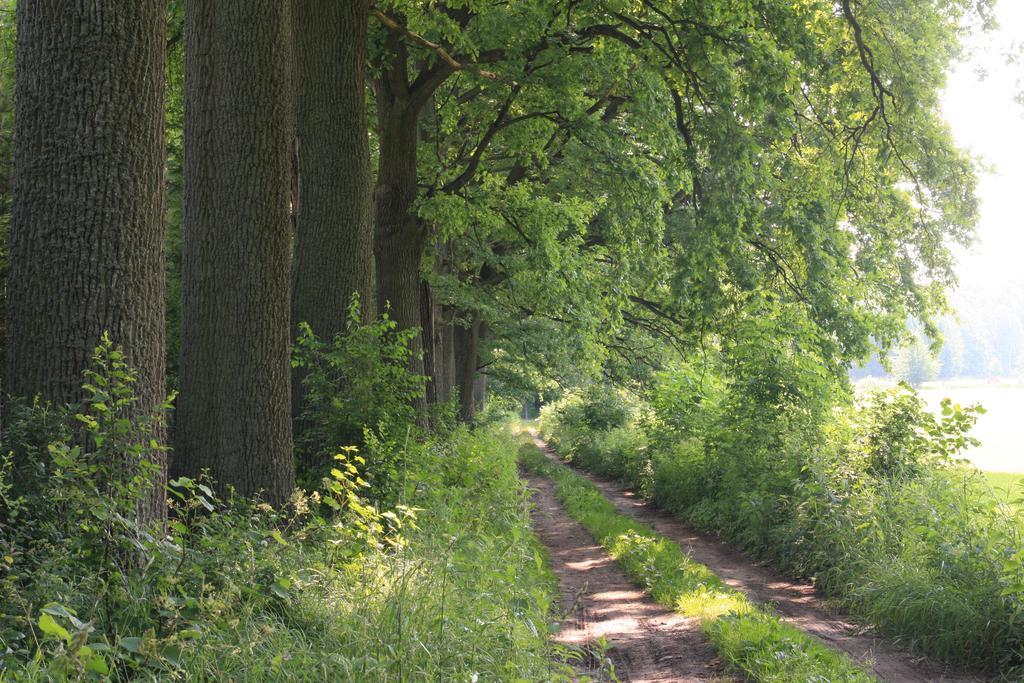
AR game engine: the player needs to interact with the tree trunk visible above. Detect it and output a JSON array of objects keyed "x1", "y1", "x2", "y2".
[
  {"x1": 474, "y1": 371, "x2": 488, "y2": 412},
  {"x1": 7, "y1": 0, "x2": 167, "y2": 523},
  {"x1": 455, "y1": 315, "x2": 481, "y2": 422},
  {"x1": 421, "y1": 279, "x2": 439, "y2": 406},
  {"x1": 474, "y1": 322, "x2": 489, "y2": 413},
  {"x1": 290, "y1": 0, "x2": 374, "y2": 435},
  {"x1": 290, "y1": 0, "x2": 373, "y2": 336},
  {"x1": 373, "y1": 98, "x2": 425, "y2": 379},
  {"x1": 176, "y1": 0, "x2": 295, "y2": 506},
  {"x1": 372, "y1": 35, "x2": 440, "y2": 418},
  {"x1": 423, "y1": 241, "x2": 457, "y2": 407}
]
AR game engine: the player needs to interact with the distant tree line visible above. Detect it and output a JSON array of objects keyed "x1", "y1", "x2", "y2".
[{"x1": 852, "y1": 277, "x2": 1024, "y2": 384}]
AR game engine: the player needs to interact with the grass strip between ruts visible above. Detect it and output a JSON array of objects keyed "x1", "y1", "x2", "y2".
[{"x1": 518, "y1": 438, "x2": 876, "y2": 682}]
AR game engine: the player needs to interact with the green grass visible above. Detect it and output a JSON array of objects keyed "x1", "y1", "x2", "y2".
[
  {"x1": 177, "y1": 427, "x2": 570, "y2": 681},
  {"x1": 3, "y1": 425, "x2": 572, "y2": 681},
  {"x1": 517, "y1": 437, "x2": 875, "y2": 682},
  {"x1": 983, "y1": 471, "x2": 1024, "y2": 499}
]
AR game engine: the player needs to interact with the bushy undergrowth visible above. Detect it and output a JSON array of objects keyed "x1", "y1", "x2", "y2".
[
  {"x1": 0, "y1": 342, "x2": 563, "y2": 680},
  {"x1": 518, "y1": 438, "x2": 872, "y2": 682},
  {"x1": 540, "y1": 373, "x2": 1024, "y2": 673},
  {"x1": 292, "y1": 297, "x2": 430, "y2": 500}
]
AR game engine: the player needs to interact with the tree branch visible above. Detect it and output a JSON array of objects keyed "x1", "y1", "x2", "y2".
[{"x1": 371, "y1": 9, "x2": 509, "y2": 83}]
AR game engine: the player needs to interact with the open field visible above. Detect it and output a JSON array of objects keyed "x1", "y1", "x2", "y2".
[
  {"x1": 917, "y1": 383, "x2": 1024, "y2": 473},
  {"x1": 855, "y1": 380, "x2": 1024, "y2": 474},
  {"x1": 982, "y1": 471, "x2": 1024, "y2": 503}
]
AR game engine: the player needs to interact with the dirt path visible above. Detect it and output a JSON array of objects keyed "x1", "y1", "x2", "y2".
[
  {"x1": 529, "y1": 433, "x2": 984, "y2": 683},
  {"x1": 522, "y1": 467, "x2": 735, "y2": 682}
]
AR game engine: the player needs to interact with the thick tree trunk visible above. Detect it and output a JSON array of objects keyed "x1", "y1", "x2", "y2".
[
  {"x1": 423, "y1": 241, "x2": 457, "y2": 407},
  {"x1": 372, "y1": 36, "x2": 443, "y2": 418},
  {"x1": 372, "y1": 96, "x2": 424, "y2": 381},
  {"x1": 7, "y1": 0, "x2": 167, "y2": 523},
  {"x1": 455, "y1": 315, "x2": 481, "y2": 422},
  {"x1": 474, "y1": 371, "x2": 488, "y2": 412},
  {"x1": 290, "y1": 0, "x2": 374, "y2": 436},
  {"x1": 291, "y1": 0, "x2": 373, "y2": 336},
  {"x1": 176, "y1": 0, "x2": 295, "y2": 506},
  {"x1": 474, "y1": 322, "x2": 489, "y2": 412}
]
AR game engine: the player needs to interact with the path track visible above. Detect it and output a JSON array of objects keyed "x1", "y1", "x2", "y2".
[
  {"x1": 529, "y1": 432, "x2": 984, "y2": 683},
  {"x1": 523, "y1": 467, "x2": 735, "y2": 682}
]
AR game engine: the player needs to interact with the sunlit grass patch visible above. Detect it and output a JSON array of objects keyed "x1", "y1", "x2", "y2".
[
  {"x1": 705, "y1": 612, "x2": 865, "y2": 683},
  {"x1": 982, "y1": 471, "x2": 1024, "y2": 504},
  {"x1": 172, "y1": 427, "x2": 574, "y2": 680},
  {"x1": 676, "y1": 586, "x2": 750, "y2": 620},
  {"x1": 518, "y1": 437, "x2": 874, "y2": 682}
]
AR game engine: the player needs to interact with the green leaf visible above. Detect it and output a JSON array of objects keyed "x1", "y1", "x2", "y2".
[
  {"x1": 37, "y1": 613, "x2": 70, "y2": 643},
  {"x1": 84, "y1": 654, "x2": 109, "y2": 675},
  {"x1": 161, "y1": 643, "x2": 183, "y2": 667},
  {"x1": 41, "y1": 603, "x2": 77, "y2": 619},
  {"x1": 119, "y1": 636, "x2": 143, "y2": 653}
]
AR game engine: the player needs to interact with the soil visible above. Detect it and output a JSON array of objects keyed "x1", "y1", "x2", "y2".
[
  {"x1": 529, "y1": 431, "x2": 986, "y2": 683},
  {"x1": 522, "y1": 466, "x2": 736, "y2": 682}
]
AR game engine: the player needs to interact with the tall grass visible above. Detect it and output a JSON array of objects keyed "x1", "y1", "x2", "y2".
[
  {"x1": 180, "y1": 427, "x2": 565, "y2": 681},
  {"x1": 2, "y1": 421, "x2": 568, "y2": 681}
]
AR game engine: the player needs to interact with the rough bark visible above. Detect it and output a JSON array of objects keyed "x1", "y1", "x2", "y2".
[
  {"x1": 474, "y1": 370, "x2": 488, "y2": 412},
  {"x1": 474, "y1": 321, "x2": 489, "y2": 412},
  {"x1": 291, "y1": 0, "x2": 373, "y2": 336},
  {"x1": 372, "y1": 88, "x2": 425, "y2": 381},
  {"x1": 176, "y1": 0, "x2": 295, "y2": 506},
  {"x1": 423, "y1": 240, "x2": 457, "y2": 407},
  {"x1": 372, "y1": 33, "x2": 451, "y2": 417},
  {"x1": 7, "y1": 0, "x2": 167, "y2": 522},
  {"x1": 290, "y1": 0, "x2": 374, "y2": 434},
  {"x1": 421, "y1": 280, "x2": 439, "y2": 406}
]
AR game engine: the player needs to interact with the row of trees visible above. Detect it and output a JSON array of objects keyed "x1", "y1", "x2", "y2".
[
  {"x1": 2, "y1": 1, "x2": 987, "y2": 522},
  {"x1": 851, "y1": 278, "x2": 1024, "y2": 385}
]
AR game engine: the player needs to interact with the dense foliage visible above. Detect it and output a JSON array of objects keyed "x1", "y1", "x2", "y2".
[
  {"x1": 0, "y1": 347, "x2": 562, "y2": 680},
  {"x1": 540, "y1": 372, "x2": 1024, "y2": 672},
  {"x1": 292, "y1": 297, "x2": 429, "y2": 497},
  {"x1": 398, "y1": 0, "x2": 990, "y2": 393}
]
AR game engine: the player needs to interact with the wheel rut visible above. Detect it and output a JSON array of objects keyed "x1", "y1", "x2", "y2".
[
  {"x1": 529, "y1": 432, "x2": 986, "y2": 683},
  {"x1": 522, "y1": 466, "x2": 735, "y2": 682}
]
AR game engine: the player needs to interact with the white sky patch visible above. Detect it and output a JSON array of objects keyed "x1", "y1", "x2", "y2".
[{"x1": 942, "y1": 0, "x2": 1024, "y2": 288}]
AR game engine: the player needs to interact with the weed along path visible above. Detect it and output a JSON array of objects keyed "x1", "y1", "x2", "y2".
[
  {"x1": 522, "y1": 466, "x2": 734, "y2": 682},
  {"x1": 527, "y1": 432, "x2": 982, "y2": 683}
]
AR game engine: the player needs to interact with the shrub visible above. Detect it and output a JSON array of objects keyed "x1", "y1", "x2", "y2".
[
  {"x1": 0, "y1": 341, "x2": 565, "y2": 680},
  {"x1": 647, "y1": 438, "x2": 707, "y2": 513},
  {"x1": 292, "y1": 295, "x2": 427, "y2": 498}
]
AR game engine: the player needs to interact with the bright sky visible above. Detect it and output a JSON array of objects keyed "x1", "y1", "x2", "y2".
[{"x1": 942, "y1": 0, "x2": 1024, "y2": 287}]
